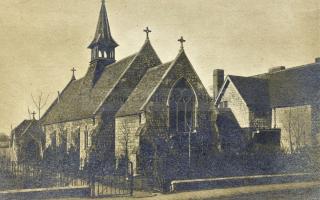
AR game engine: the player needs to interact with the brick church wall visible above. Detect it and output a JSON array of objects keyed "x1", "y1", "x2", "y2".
[{"x1": 44, "y1": 117, "x2": 98, "y2": 167}]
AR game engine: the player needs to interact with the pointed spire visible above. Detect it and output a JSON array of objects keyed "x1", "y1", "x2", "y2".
[{"x1": 88, "y1": 0, "x2": 118, "y2": 49}]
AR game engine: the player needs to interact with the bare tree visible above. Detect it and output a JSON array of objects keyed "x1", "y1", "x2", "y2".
[
  {"x1": 118, "y1": 119, "x2": 131, "y2": 175},
  {"x1": 280, "y1": 107, "x2": 309, "y2": 153},
  {"x1": 27, "y1": 106, "x2": 32, "y2": 120},
  {"x1": 31, "y1": 92, "x2": 50, "y2": 120}
]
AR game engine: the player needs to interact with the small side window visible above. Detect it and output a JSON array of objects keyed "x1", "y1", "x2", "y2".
[
  {"x1": 219, "y1": 101, "x2": 228, "y2": 108},
  {"x1": 223, "y1": 101, "x2": 228, "y2": 108}
]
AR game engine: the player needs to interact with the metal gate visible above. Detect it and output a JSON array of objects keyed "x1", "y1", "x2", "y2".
[{"x1": 90, "y1": 162, "x2": 134, "y2": 197}]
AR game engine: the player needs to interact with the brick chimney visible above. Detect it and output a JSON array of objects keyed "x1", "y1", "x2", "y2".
[{"x1": 213, "y1": 69, "x2": 224, "y2": 100}]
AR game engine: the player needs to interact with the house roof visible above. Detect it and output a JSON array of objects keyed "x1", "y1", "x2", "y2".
[
  {"x1": 253, "y1": 62, "x2": 320, "y2": 107},
  {"x1": 216, "y1": 62, "x2": 320, "y2": 109},
  {"x1": 116, "y1": 61, "x2": 173, "y2": 117},
  {"x1": 228, "y1": 75, "x2": 269, "y2": 107}
]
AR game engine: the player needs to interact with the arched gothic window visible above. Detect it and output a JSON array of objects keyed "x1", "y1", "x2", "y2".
[{"x1": 169, "y1": 78, "x2": 196, "y2": 132}]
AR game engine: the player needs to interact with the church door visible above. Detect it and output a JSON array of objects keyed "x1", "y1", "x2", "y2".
[{"x1": 23, "y1": 140, "x2": 40, "y2": 163}]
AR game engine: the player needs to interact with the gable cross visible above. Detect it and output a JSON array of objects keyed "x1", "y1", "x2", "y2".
[
  {"x1": 143, "y1": 27, "x2": 152, "y2": 39},
  {"x1": 178, "y1": 36, "x2": 186, "y2": 49},
  {"x1": 31, "y1": 111, "x2": 36, "y2": 120},
  {"x1": 71, "y1": 67, "x2": 76, "y2": 80}
]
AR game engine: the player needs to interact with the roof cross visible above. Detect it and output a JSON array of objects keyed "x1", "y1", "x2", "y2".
[
  {"x1": 31, "y1": 111, "x2": 36, "y2": 120},
  {"x1": 71, "y1": 67, "x2": 76, "y2": 80},
  {"x1": 178, "y1": 36, "x2": 186, "y2": 49},
  {"x1": 143, "y1": 27, "x2": 152, "y2": 40}
]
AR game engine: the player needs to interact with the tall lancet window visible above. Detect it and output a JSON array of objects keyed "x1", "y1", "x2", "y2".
[{"x1": 169, "y1": 78, "x2": 196, "y2": 132}]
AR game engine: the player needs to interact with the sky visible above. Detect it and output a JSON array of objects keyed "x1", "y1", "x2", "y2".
[{"x1": 0, "y1": 0, "x2": 319, "y2": 135}]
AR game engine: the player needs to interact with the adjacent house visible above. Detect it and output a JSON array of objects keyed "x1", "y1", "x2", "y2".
[{"x1": 214, "y1": 59, "x2": 320, "y2": 153}]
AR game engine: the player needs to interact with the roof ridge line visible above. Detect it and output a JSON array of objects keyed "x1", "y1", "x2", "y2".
[
  {"x1": 147, "y1": 61, "x2": 173, "y2": 71},
  {"x1": 253, "y1": 62, "x2": 320, "y2": 77}
]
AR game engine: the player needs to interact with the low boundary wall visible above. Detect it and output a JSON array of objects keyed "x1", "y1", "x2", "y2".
[
  {"x1": 0, "y1": 186, "x2": 90, "y2": 199},
  {"x1": 170, "y1": 173, "x2": 319, "y2": 192}
]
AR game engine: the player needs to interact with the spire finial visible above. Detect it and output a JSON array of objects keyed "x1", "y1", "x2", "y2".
[
  {"x1": 178, "y1": 36, "x2": 186, "y2": 49},
  {"x1": 102, "y1": 0, "x2": 105, "y2": 5},
  {"x1": 143, "y1": 27, "x2": 152, "y2": 40},
  {"x1": 31, "y1": 111, "x2": 36, "y2": 120},
  {"x1": 71, "y1": 67, "x2": 76, "y2": 80}
]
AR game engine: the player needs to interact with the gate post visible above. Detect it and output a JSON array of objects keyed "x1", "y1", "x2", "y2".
[
  {"x1": 90, "y1": 173, "x2": 96, "y2": 198},
  {"x1": 128, "y1": 161, "x2": 134, "y2": 196}
]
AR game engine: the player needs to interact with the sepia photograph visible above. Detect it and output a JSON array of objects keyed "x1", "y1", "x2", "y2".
[{"x1": 0, "y1": 0, "x2": 319, "y2": 199}]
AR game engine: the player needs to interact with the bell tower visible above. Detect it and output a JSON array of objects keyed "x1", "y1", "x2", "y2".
[{"x1": 88, "y1": 0, "x2": 118, "y2": 66}]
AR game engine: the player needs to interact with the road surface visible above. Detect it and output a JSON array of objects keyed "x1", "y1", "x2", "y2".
[{"x1": 45, "y1": 181, "x2": 320, "y2": 200}]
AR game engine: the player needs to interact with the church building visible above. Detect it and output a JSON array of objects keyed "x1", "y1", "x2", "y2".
[{"x1": 41, "y1": 1, "x2": 215, "y2": 174}]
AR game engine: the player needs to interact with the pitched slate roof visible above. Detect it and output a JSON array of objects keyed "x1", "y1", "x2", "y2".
[
  {"x1": 12, "y1": 120, "x2": 33, "y2": 138},
  {"x1": 116, "y1": 61, "x2": 173, "y2": 117},
  {"x1": 228, "y1": 75, "x2": 269, "y2": 107},
  {"x1": 253, "y1": 62, "x2": 320, "y2": 107},
  {"x1": 42, "y1": 54, "x2": 136, "y2": 124},
  {"x1": 11, "y1": 120, "x2": 44, "y2": 147},
  {"x1": 42, "y1": 40, "x2": 162, "y2": 124}
]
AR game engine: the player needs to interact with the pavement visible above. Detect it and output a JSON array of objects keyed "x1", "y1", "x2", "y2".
[
  {"x1": 47, "y1": 181, "x2": 320, "y2": 200},
  {"x1": 0, "y1": 173, "x2": 16, "y2": 190}
]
